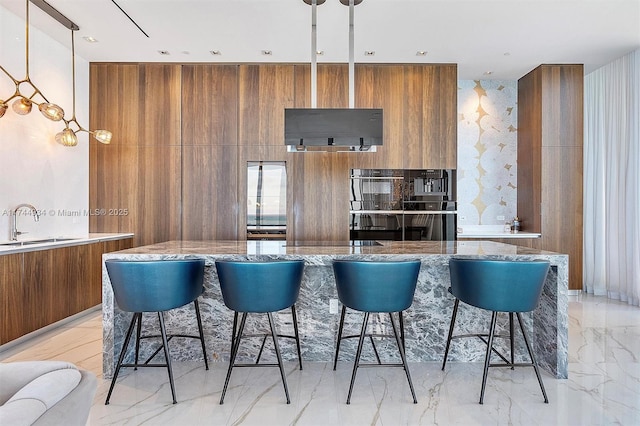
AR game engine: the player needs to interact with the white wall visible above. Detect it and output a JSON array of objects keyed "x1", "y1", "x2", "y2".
[
  {"x1": 457, "y1": 80, "x2": 518, "y2": 226},
  {"x1": 0, "y1": 5, "x2": 89, "y2": 241}
]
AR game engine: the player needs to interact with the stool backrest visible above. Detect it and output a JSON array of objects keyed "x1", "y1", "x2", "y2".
[
  {"x1": 448, "y1": 258, "x2": 550, "y2": 313},
  {"x1": 105, "y1": 259, "x2": 205, "y2": 313},
  {"x1": 332, "y1": 260, "x2": 421, "y2": 312},
  {"x1": 214, "y1": 260, "x2": 304, "y2": 313}
]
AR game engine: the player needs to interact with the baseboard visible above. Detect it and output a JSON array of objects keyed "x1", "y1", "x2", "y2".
[{"x1": 0, "y1": 305, "x2": 101, "y2": 358}]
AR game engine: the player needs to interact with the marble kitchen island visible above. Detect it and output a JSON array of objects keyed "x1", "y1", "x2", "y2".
[{"x1": 102, "y1": 240, "x2": 569, "y2": 379}]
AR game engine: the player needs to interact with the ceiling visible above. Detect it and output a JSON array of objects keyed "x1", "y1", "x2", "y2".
[{"x1": 1, "y1": 0, "x2": 639, "y2": 80}]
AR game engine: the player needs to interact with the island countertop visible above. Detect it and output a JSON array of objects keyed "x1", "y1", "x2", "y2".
[
  {"x1": 102, "y1": 240, "x2": 568, "y2": 379},
  {"x1": 110, "y1": 239, "x2": 557, "y2": 257}
]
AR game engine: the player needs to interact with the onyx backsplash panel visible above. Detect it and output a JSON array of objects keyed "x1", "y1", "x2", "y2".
[{"x1": 457, "y1": 80, "x2": 518, "y2": 227}]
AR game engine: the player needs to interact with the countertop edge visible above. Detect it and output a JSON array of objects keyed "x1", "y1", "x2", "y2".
[
  {"x1": 457, "y1": 232, "x2": 541, "y2": 239},
  {"x1": 0, "y1": 233, "x2": 134, "y2": 255}
]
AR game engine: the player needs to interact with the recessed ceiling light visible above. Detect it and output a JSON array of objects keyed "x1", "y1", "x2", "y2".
[
  {"x1": 364, "y1": 51, "x2": 375, "y2": 56},
  {"x1": 416, "y1": 51, "x2": 427, "y2": 56},
  {"x1": 261, "y1": 50, "x2": 272, "y2": 56},
  {"x1": 210, "y1": 50, "x2": 221, "y2": 55},
  {"x1": 82, "y1": 36, "x2": 98, "y2": 43},
  {"x1": 158, "y1": 50, "x2": 170, "y2": 55},
  {"x1": 316, "y1": 50, "x2": 324, "y2": 55},
  {"x1": 484, "y1": 71, "x2": 493, "y2": 75}
]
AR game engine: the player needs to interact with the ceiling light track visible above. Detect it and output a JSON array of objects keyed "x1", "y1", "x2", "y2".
[
  {"x1": 110, "y1": 0, "x2": 150, "y2": 38},
  {"x1": 30, "y1": 0, "x2": 79, "y2": 30}
]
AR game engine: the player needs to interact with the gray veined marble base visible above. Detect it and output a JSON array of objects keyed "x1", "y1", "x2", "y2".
[{"x1": 102, "y1": 240, "x2": 568, "y2": 380}]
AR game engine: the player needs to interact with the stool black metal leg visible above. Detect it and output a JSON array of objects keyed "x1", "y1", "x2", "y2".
[
  {"x1": 333, "y1": 305, "x2": 347, "y2": 370},
  {"x1": 369, "y1": 334, "x2": 382, "y2": 365},
  {"x1": 268, "y1": 312, "x2": 291, "y2": 404},
  {"x1": 509, "y1": 313, "x2": 515, "y2": 370},
  {"x1": 389, "y1": 312, "x2": 417, "y2": 403},
  {"x1": 346, "y1": 312, "x2": 369, "y2": 404},
  {"x1": 480, "y1": 311, "x2": 498, "y2": 404},
  {"x1": 105, "y1": 312, "x2": 139, "y2": 405},
  {"x1": 230, "y1": 311, "x2": 238, "y2": 355},
  {"x1": 399, "y1": 311, "x2": 406, "y2": 353},
  {"x1": 516, "y1": 313, "x2": 549, "y2": 403},
  {"x1": 134, "y1": 312, "x2": 143, "y2": 370},
  {"x1": 158, "y1": 312, "x2": 177, "y2": 404},
  {"x1": 193, "y1": 299, "x2": 209, "y2": 370},
  {"x1": 291, "y1": 305, "x2": 303, "y2": 370},
  {"x1": 256, "y1": 334, "x2": 269, "y2": 364},
  {"x1": 442, "y1": 298, "x2": 460, "y2": 370},
  {"x1": 221, "y1": 312, "x2": 247, "y2": 404}
]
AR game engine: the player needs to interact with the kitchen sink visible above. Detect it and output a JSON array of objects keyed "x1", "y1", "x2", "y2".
[{"x1": 0, "y1": 238, "x2": 79, "y2": 247}]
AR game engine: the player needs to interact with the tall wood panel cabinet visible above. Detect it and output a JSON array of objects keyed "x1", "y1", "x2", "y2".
[
  {"x1": 90, "y1": 64, "x2": 182, "y2": 247},
  {"x1": 517, "y1": 64, "x2": 584, "y2": 290},
  {"x1": 181, "y1": 65, "x2": 239, "y2": 240}
]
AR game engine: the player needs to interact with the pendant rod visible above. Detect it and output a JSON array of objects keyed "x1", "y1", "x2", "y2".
[
  {"x1": 25, "y1": 0, "x2": 30, "y2": 78},
  {"x1": 311, "y1": 0, "x2": 318, "y2": 108},
  {"x1": 348, "y1": 0, "x2": 354, "y2": 108}
]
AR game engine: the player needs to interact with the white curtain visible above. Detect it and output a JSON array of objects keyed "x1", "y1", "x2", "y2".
[{"x1": 584, "y1": 49, "x2": 640, "y2": 306}]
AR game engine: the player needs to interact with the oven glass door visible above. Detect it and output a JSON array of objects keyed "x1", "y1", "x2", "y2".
[
  {"x1": 349, "y1": 211, "x2": 404, "y2": 241},
  {"x1": 350, "y1": 170, "x2": 404, "y2": 211},
  {"x1": 402, "y1": 211, "x2": 457, "y2": 241}
]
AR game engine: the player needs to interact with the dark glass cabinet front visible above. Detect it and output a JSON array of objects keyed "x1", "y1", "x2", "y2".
[{"x1": 350, "y1": 169, "x2": 457, "y2": 241}]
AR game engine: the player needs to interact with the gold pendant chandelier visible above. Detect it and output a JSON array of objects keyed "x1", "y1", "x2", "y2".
[
  {"x1": 55, "y1": 28, "x2": 111, "y2": 146},
  {"x1": 0, "y1": 0, "x2": 111, "y2": 146}
]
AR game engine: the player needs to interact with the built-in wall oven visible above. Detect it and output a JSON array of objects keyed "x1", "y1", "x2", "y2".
[
  {"x1": 349, "y1": 169, "x2": 404, "y2": 240},
  {"x1": 350, "y1": 169, "x2": 457, "y2": 241}
]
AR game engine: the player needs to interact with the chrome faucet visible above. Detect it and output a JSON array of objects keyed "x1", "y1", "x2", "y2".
[{"x1": 10, "y1": 203, "x2": 40, "y2": 241}]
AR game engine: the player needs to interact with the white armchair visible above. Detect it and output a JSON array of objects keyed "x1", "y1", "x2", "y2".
[{"x1": 0, "y1": 361, "x2": 96, "y2": 426}]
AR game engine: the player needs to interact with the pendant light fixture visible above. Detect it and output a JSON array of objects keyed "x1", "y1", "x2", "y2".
[
  {"x1": 0, "y1": 0, "x2": 65, "y2": 122},
  {"x1": 55, "y1": 28, "x2": 112, "y2": 146},
  {"x1": 0, "y1": 0, "x2": 111, "y2": 146}
]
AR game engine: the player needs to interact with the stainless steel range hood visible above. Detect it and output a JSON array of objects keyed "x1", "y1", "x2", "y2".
[{"x1": 285, "y1": 108, "x2": 383, "y2": 152}]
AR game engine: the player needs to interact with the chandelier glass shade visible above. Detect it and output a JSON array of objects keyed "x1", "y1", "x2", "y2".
[
  {"x1": 12, "y1": 98, "x2": 33, "y2": 115},
  {"x1": 39, "y1": 102, "x2": 65, "y2": 121},
  {"x1": 55, "y1": 127, "x2": 78, "y2": 147}
]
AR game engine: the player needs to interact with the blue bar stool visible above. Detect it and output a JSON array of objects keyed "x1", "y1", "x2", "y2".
[
  {"x1": 332, "y1": 259, "x2": 421, "y2": 404},
  {"x1": 104, "y1": 259, "x2": 208, "y2": 405},
  {"x1": 215, "y1": 260, "x2": 304, "y2": 404},
  {"x1": 442, "y1": 258, "x2": 550, "y2": 404}
]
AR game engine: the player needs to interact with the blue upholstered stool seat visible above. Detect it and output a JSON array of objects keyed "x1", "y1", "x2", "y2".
[
  {"x1": 104, "y1": 259, "x2": 209, "y2": 405},
  {"x1": 442, "y1": 258, "x2": 550, "y2": 404},
  {"x1": 332, "y1": 260, "x2": 421, "y2": 404},
  {"x1": 215, "y1": 260, "x2": 305, "y2": 404}
]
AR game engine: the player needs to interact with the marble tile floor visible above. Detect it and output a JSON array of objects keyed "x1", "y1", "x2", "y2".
[{"x1": 1, "y1": 293, "x2": 638, "y2": 425}]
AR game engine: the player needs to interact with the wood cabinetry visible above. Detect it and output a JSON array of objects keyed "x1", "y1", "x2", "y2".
[
  {"x1": 517, "y1": 64, "x2": 583, "y2": 290},
  {"x1": 0, "y1": 254, "x2": 23, "y2": 344},
  {"x1": 0, "y1": 238, "x2": 133, "y2": 345},
  {"x1": 90, "y1": 63, "x2": 457, "y2": 243},
  {"x1": 90, "y1": 64, "x2": 182, "y2": 248}
]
